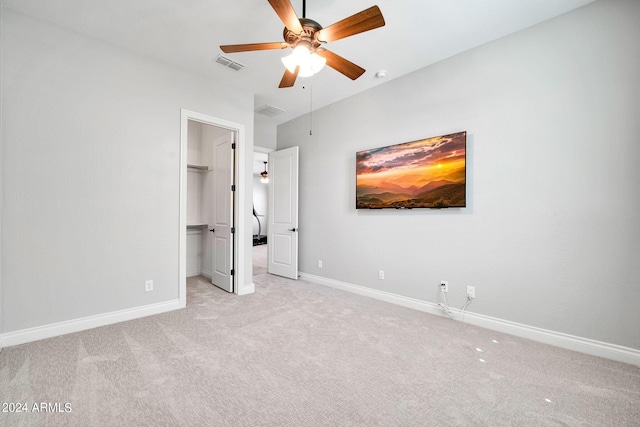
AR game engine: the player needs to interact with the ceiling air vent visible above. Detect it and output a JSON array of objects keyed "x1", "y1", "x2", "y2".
[
  {"x1": 215, "y1": 54, "x2": 245, "y2": 71},
  {"x1": 255, "y1": 104, "x2": 285, "y2": 118}
]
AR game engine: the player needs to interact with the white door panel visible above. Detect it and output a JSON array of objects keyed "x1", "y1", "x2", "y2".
[
  {"x1": 210, "y1": 132, "x2": 234, "y2": 292},
  {"x1": 268, "y1": 147, "x2": 299, "y2": 279},
  {"x1": 213, "y1": 236, "x2": 230, "y2": 274},
  {"x1": 272, "y1": 234, "x2": 292, "y2": 264}
]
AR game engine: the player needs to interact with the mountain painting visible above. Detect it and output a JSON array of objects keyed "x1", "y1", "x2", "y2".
[{"x1": 356, "y1": 131, "x2": 466, "y2": 209}]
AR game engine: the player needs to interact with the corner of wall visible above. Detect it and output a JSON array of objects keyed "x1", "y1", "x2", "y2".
[{"x1": 0, "y1": 3, "x2": 5, "y2": 341}]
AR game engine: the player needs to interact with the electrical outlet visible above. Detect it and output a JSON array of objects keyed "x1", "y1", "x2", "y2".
[
  {"x1": 378, "y1": 270, "x2": 385, "y2": 280},
  {"x1": 467, "y1": 285, "x2": 476, "y2": 299},
  {"x1": 440, "y1": 280, "x2": 449, "y2": 292},
  {"x1": 318, "y1": 260, "x2": 323, "y2": 268},
  {"x1": 145, "y1": 280, "x2": 154, "y2": 292}
]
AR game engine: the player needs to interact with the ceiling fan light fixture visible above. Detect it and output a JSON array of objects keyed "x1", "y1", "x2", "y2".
[
  {"x1": 220, "y1": 1, "x2": 385, "y2": 88},
  {"x1": 281, "y1": 45, "x2": 326, "y2": 77}
]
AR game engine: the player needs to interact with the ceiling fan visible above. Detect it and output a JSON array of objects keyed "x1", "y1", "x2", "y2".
[{"x1": 220, "y1": 0, "x2": 385, "y2": 88}]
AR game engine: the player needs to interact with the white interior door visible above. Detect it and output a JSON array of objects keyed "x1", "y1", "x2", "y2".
[
  {"x1": 268, "y1": 146, "x2": 299, "y2": 279},
  {"x1": 210, "y1": 132, "x2": 235, "y2": 292}
]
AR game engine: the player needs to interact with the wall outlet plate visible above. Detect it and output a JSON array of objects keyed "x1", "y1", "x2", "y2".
[
  {"x1": 378, "y1": 270, "x2": 385, "y2": 280},
  {"x1": 440, "y1": 280, "x2": 449, "y2": 292},
  {"x1": 145, "y1": 280, "x2": 154, "y2": 292},
  {"x1": 467, "y1": 285, "x2": 475, "y2": 299}
]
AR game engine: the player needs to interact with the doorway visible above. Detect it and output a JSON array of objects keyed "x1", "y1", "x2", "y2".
[
  {"x1": 185, "y1": 120, "x2": 235, "y2": 292},
  {"x1": 179, "y1": 109, "x2": 250, "y2": 307},
  {"x1": 253, "y1": 148, "x2": 271, "y2": 277}
]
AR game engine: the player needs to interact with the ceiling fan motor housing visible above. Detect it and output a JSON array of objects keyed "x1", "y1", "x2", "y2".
[{"x1": 283, "y1": 18, "x2": 323, "y2": 51}]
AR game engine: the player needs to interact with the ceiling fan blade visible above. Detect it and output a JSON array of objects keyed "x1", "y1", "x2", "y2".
[
  {"x1": 315, "y1": 49, "x2": 365, "y2": 80},
  {"x1": 268, "y1": 0, "x2": 303, "y2": 34},
  {"x1": 317, "y1": 5, "x2": 385, "y2": 43},
  {"x1": 220, "y1": 42, "x2": 288, "y2": 53},
  {"x1": 279, "y1": 66, "x2": 299, "y2": 88}
]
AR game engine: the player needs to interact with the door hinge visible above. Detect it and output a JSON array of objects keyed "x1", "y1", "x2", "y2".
[
  {"x1": 231, "y1": 142, "x2": 236, "y2": 149},
  {"x1": 231, "y1": 227, "x2": 236, "y2": 234},
  {"x1": 230, "y1": 269, "x2": 235, "y2": 276},
  {"x1": 231, "y1": 184, "x2": 236, "y2": 192}
]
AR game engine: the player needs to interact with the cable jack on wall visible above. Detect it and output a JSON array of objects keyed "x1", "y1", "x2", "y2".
[{"x1": 438, "y1": 282, "x2": 472, "y2": 318}]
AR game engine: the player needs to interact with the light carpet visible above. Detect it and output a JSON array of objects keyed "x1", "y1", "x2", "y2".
[{"x1": 1, "y1": 272, "x2": 639, "y2": 426}]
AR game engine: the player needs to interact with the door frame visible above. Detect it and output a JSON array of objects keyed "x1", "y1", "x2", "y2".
[{"x1": 179, "y1": 109, "x2": 249, "y2": 306}]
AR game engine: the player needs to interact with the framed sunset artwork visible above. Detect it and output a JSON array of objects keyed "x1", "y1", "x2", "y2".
[{"x1": 356, "y1": 131, "x2": 466, "y2": 209}]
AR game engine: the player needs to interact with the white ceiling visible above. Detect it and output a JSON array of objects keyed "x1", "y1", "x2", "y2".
[{"x1": 3, "y1": 0, "x2": 595, "y2": 125}]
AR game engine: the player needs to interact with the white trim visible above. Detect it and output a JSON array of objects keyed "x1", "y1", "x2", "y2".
[
  {"x1": 300, "y1": 272, "x2": 640, "y2": 367},
  {"x1": 0, "y1": 300, "x2": 181, "y2": 348},
  {"x1": 253, "y1": 146, "x2": 274, "y2": 154},
  {"x1": 237, "y1": 282, "x2": 256, "y2": 296},
  {"x1": 0, "y1": 4, "x2": 4, "y2": 351}
]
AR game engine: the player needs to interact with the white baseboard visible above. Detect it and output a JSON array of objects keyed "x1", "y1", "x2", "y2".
[
  {"x1": 0, "y1": 299, "x2": 181, "y2": 349},
  {"x1": 186, "y1": 269, "x2": 212, "y2": 279},
  {"x1": 192, "y1": 270, "x2": 254, "y2": 295},
  {"x1": 238, "y1": 282, "x2": 256, "y2": 296},
  {"x1": 300, "y1": 272, "x2": 640, "y2": 367}
]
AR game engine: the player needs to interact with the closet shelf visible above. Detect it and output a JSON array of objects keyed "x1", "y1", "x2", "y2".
[
  {"x1": 187, "y1": 164, "x2": 210, "y2": 172},
  {"x1": 187, "y1": 224, "x2": 208, "y2": 230}
]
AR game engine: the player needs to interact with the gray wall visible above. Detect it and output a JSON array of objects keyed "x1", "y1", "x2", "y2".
[
  {"x1": 254, "y1": 119, "x2": 277, "y2": 151},
  {"x1": 278, "y1": 0, "x2": 640, "y2": 349},
  {"x1": 1, "y1": 9, "x2": 254, "y2": 332}
]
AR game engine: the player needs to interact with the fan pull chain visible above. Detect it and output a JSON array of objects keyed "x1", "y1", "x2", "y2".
[
  {"x1": 309, "y1": 79, "x2": 313, "y2": 135},
  {"x1": 303, "y1": 79, "x2": 314, "y2": 135}
]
